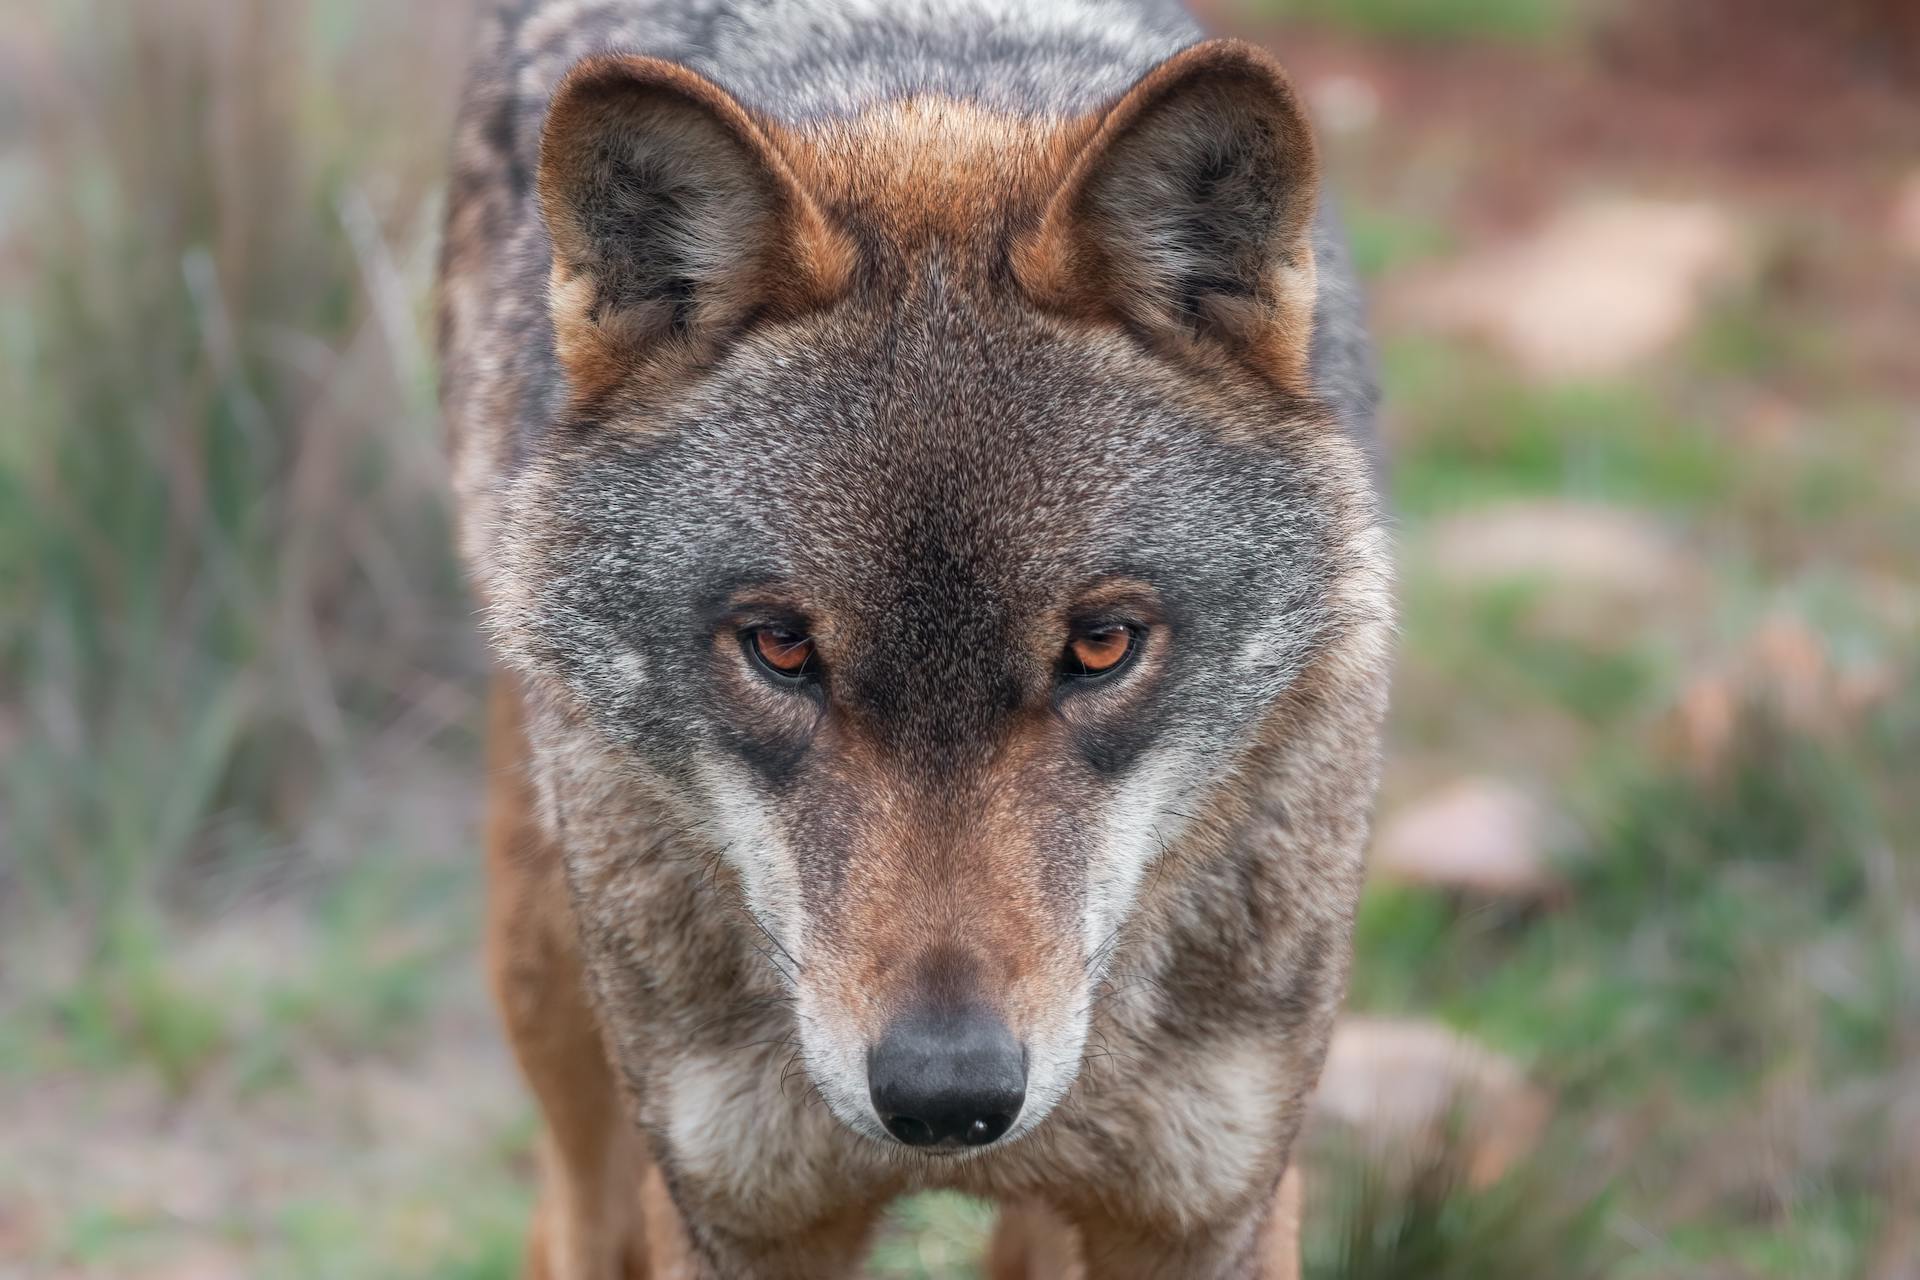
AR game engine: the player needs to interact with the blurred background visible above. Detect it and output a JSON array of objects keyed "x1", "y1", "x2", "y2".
[{"x1": 1, "y1": 0, "x2": 1916, "y2": 1276}]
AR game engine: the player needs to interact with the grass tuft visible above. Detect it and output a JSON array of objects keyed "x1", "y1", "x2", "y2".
[{"x1": 1307, "y1": 1142, "x2": 1616, "y2": 1280}]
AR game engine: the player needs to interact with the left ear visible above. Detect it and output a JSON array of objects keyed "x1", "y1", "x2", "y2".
[{"x1": 1015, "y1": 39, "x2": 1321, "y2": 391}]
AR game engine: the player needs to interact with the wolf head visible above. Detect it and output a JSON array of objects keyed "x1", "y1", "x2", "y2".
[{"x1": 484, "y1": 39, "x2": 1387, "y2": 1153}]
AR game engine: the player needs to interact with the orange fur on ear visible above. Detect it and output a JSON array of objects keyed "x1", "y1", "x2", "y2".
[
  {"x1": 537, "y1": 55, "x2": 856, "y2": 410},
  {"x1": 1014, "y1": 39, "x2": 1321, "y2": 391}
]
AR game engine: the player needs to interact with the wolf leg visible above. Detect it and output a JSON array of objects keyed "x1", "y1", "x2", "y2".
[
  {"x1": 1262, "y1": 1166, "x2": 1305, "y2": 1280},
  {"x1": 1069, "y1": 1164, "x2": 1303, "y2": 1280},
  {"x1": 486, "y1": 675, "x2": 651, "y2": 1280},
  {"x1": 660, "y1": 1213, "x2": 879, "y2": 1280}
]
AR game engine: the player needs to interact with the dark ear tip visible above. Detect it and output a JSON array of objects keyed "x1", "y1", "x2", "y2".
[
  {"x1": 537, "y1": 55, "x2": 766, "y2": 219},
  {"x1": 1161, "y1": 37, "x2": 1296, "y2": 85},
  {"x1": 1097, "y1": 38, "x2": 1316, "y2": 170},
  {"x1": 541, "y1": 56, "x2": 657, "y2": 182},
  {"x1": 545, "y1": 54, "x2": 719, "y2": 130},
  {"x1": 548, "y1": 53, "x2": 647, "y2": 117},
  {"x1": 1212, "y1": 44, "x2": 1319, "y2": 175},
  {"x1": 1173, "y1": 35, "x2": 1288, "y2": 71},
  {"x1": 1166, "y1": 38, "x2": 1311, "y2": 120}
]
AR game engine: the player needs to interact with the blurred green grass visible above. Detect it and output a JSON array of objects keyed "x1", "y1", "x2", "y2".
[
  {"x1": 1260, "y1": 0, "x2": 1582, "y2": 43},
  {"x1": 0, "y1": 0, "x2": 477, "y2": 931},
  {"x1": 3, "y1": 1, "x2": 1917, "y2": 1277}
]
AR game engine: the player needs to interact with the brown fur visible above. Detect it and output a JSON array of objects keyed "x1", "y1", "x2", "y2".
[{"x1": 780, "y1": 99, "x2": 1098, "y2": 259}]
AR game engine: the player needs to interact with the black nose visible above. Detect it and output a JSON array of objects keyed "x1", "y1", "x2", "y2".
[{"x1": 867, "y1": 1007, "x2": 1026, "y2": 1149}]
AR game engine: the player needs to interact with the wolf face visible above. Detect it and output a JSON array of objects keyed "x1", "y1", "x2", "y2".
[{"x1": 482, "y1": 41, "x2": 1385, "y2": 1154}]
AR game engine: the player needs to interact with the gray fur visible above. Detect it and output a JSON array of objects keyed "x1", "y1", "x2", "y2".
[{"x1": 438, "y1": 2, "x2": 1390, "y2": 1273}]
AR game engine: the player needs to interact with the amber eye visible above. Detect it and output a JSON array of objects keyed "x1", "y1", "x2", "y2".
[
  {"x1": 745, "y1": 626, "x2": 817, "y2": 682},
  {"x1": 1062, "y1": 624, "x2": 1140, "y2": 679}
]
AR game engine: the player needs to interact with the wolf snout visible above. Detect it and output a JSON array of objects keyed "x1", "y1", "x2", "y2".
[{"x1": 867, "y1": 1006, "x2": 1026, "y2": 1150}]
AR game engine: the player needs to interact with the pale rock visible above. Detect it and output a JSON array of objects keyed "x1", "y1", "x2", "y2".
[
  {"x1": 1314, "y1": 1016, "x2": 1552, "y2": 1188},
  {"x1": 138, "y1": 1251, "x2": 251, "y2": 1280},
  {"x1": 1892, "y1": 171, "x2": 1920, "y2": 263},
  {"x1": 1424, "y1": 498, "x2": 1695, "y2": 607},
  {"x1": 0, "y1": 1198, "x2": 40, "y2": 1261},
  {"x1": 1394, "y1": 197, "x2": 1750, "y2": 378},
  {"x1": 1309, "y1": 73, "x2": 1381, "y2": 136},
  {"x1": 1372, "y1": 777, "x2": 1560, "y2": 901}
]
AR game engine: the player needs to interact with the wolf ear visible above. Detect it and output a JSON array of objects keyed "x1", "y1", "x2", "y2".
[
  {"x1": 1015, "y1": 40, "x2": 1321, "y2": 391},
  {"x1": 537, "y1": 55, "x2": 855, "y2": 409}
]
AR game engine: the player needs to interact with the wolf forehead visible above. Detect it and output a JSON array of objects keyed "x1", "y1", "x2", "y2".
[{"x1": 507, "y1": 288, "x2": 1347, "y2": 725}]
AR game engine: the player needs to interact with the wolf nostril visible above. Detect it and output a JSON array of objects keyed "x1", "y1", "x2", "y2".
[
  {"x1": 964, "y1": 1113, "x2": 1014, "y2": 1145},
  {"x1": 868, "y1": 1007, "x2": 1026, "y2": 1150},
  {"x1": 884, "y1": 1113, "x2": 937, "y2": 1146}
]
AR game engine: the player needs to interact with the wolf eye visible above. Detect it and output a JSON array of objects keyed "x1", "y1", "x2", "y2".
[
  {"x1": 1062, "y1": 624, "x2": 1140, "y2": 680},
  {"x1": 745, "y1": 626, "x2": 817, "y2": 682}
]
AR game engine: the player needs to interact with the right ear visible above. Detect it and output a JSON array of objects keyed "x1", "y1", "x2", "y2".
[
  {"x1": 1013, "y1": 40, "x2": 1321, "y2": 392},
  {"x1": 537, "y1": 55, "x2": 855, "y2": 410}
]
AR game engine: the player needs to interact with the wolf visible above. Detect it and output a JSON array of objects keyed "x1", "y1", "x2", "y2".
[{"x1": 437, "y1": 0, "x2": 1390, "y2": 1274}]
